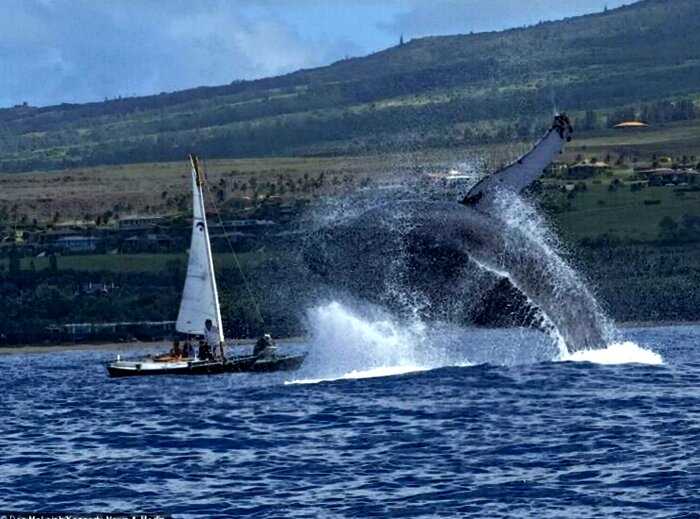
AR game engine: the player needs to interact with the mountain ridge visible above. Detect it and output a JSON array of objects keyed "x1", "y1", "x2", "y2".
[{"x1": 2, "y1": 0, "x2": 700, "y2": 172}]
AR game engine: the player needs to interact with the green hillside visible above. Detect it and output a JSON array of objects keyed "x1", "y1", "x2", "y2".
[{"x1": 2, "y1": 0, "x2": 700, "y2": 172}]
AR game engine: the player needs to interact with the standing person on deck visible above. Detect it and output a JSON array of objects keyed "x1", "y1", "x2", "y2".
[
  {"x1": 204, "y1": 319, "x2": 224, "y2": 360},
  {"x1": 254, "y1": 333, "x2": 277, "y2": 359},
  {"x1": 171, "y1": 341, "x2": 182, "y2": 359}
]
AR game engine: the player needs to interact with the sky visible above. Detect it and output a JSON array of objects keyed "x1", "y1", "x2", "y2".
[{"x1": 0, "y1": 0, "x2": 634, "y2": 108}]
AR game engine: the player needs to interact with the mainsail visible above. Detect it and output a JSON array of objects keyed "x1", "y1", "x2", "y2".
[{"x1": 175, "y1": 154, "x2": 225, "y2": 343}]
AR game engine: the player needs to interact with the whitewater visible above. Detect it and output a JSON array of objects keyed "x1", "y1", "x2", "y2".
[{"x1": 286, "y1": 301, "x2": 663, "y2": 386}]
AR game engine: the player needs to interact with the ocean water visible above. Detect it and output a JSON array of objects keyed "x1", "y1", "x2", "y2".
[{"x1": 1, "y1": 305, "x2": 698, "y2": 518}]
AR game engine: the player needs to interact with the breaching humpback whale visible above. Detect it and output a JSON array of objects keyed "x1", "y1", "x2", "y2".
[{"x1": 306, "y1": 115, "x2": 613, "y2": 353}]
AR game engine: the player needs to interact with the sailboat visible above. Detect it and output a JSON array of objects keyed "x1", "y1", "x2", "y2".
[{"x1": 106, "y1": 154, "x2": 305, "y2": 377}]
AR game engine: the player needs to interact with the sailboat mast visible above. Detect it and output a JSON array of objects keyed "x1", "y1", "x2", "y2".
[{"x1": 189, "y1": 154, "x2": 225, "y2": 343}]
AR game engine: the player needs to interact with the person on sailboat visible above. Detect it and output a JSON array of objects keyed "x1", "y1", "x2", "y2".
[
  {"x1": 198, "y1": 340, "x2": 212, "y2": 361},
  {"x1": 253, "y1": 333, "x2": 277, "y2": 359},
  {"x1": 171, "y1": 341, "x2": 182, "y2": 358},
  {"x1": 182, "y1": 340, "x2": 194, "y2": 359},
  {"x1": 204, "y1": 319, "x2": 224, "y2": 360},
  {"x1": 154, "y1": 340, "x2": 182, "y2": 362}
]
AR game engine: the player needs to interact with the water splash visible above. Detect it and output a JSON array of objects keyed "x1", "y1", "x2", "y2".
[
  {"x1": 561, "y1": 341, "x2": 664, "y2": 365},
  {"x1": 285, "y1": 301, "x2": 662, "y2": 386},
  {"x1": 301, "y1": 151, "x2": 661, "y2": 362},
  {"x1": 287, "y1": 365, "x2": 430, "y2": 385},
  {"x1": 287, "y1": 301, "x2": 472, "y2": 384},
  {"x1": 468, "y1": 256, "x2": 570, "y2": 359},
  {"x1": 488, "y1": 191, "x2": 619, "y2": 354},
  {"x1": 467, "y1": 192, "x2": 663, "y2": 364}
]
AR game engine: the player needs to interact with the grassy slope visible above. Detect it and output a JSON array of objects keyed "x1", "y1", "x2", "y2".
[
  {"x1": 1, "y1": 118, "x2": 699, "y2": 238},
  {"x1": 555, "y1": 183, "x2": 699, "y2": 242},
  {"x1": 0, "y1": 143, "x2": 524, "y2": 222},
  {"x1": 567, "y1": 120, "x2": 700, "y2": 158}
]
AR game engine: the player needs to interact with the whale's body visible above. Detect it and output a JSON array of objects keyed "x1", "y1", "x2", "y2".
[
  {"x1": 307, "y1": 200, "x2": 610, "y2": 352},
  {"x1": 305, "y1": 115, "x2": 613, "y2": 352}
]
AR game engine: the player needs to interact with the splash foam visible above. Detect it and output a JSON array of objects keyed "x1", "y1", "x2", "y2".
[
  {"x1": 489, "y1": 191, "x2": 618, "y2": 353},
  {"x1": 286, "y1": 301, "x2": 472, "y2": 384},
  {"x1": 286, "y1": 365, "x2": 429, "y2": 385},
  {"x1": 561, "y1": 341, "x2": 663, "y2": 365}
]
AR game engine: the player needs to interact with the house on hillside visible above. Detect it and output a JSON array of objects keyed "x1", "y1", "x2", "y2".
[
  {"x1": 210, "y1": 219, "x2": 277, "y2": 235},
  {"x1": 118, "y1": 216, "x2": 164, "y2": 231},
  {"x1": 544, "y1": 162, "x2": 567, "y2": 178},
  {"x1": 567, "y1": 161, "x2": 611, "y2": 179},
  {"x1": 644, "y1": 169, "x2": 699, "y2": 186},
  {"x1": 656, "y1": 156, "x2": 673, "y2": 168},
  {"x1": 54, "y1": 221, "x2": 97, "y2": 231},
  {"x1": 614, "y1": 121, "x2": 649, "y2": 130},
  {"x1": 119, "y1": 233, "x2": 176, "y2": 253},
  {"x1": 55, "y1": 236, "x2": 101, "y2": 253}
]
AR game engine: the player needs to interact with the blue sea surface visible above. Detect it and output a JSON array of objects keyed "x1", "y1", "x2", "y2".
[{"x1": 1, "y1": 324, "x2": 699, "y2": 518}]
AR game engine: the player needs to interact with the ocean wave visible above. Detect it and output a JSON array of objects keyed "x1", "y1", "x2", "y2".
[{"x1": 286, "y1": 364, "x2": 430, "y2": 385}]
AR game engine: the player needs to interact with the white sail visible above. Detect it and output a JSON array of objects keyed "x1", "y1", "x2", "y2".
[{"x1": 175, "y1": 155, "x2": 225, "y2": 343}]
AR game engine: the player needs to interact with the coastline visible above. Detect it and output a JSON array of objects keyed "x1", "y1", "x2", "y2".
[{"x1": 0, "y1": 337, "x2": 305, "y2": 356}]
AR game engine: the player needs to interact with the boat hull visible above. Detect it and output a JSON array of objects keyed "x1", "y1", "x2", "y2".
[
  {"x1": 106, "y1": 359, "x2": 225, "y2": 377},
  {"x1": 106, "y1": 354, "x2": 306, "y2": 377},
  {"x1": 224, "y1": 354, "x2": 307, "y2": 373}
]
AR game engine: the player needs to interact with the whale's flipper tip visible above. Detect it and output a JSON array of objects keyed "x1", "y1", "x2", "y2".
[{"x1": 462, "y1": 114, "x2": 574, "y2": 210}]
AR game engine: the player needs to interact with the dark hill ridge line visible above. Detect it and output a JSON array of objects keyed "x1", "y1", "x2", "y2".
[
  {"x1": 2, "y1": 0, "x2": 700, "y2": 172},
  {"x1": 0, "y1": 0, "x2": 654, "y2": 117}
]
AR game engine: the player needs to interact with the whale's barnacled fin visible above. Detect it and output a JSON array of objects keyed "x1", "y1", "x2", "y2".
[{"x1": 462, "y1": 114, "x2": 573, "y2": 211}]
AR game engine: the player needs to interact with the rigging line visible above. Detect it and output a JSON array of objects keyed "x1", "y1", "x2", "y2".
[{"x1": 199, "y1": 158, "x2": 266, "y2": 328}]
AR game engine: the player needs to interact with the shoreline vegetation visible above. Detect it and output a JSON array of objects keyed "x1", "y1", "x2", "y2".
[
  {"x1": 1, "y1": 130, "x2": 699, "y2": 346},
  {"x1": 1, "y1": 322, "x2": 698, "y2": 356}
]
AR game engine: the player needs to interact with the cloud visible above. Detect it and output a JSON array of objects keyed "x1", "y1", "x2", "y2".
[
  {"x1": 378, "y1": 0, "x2": 633, "y2": 39},
  {"x1": 0, "y1": 0, "x2": 359, "y2": 107}
]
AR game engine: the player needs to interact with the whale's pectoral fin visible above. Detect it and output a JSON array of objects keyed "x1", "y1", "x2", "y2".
[{"x1": 462, "y1": 114, "x2": 573, "y2": 212}]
